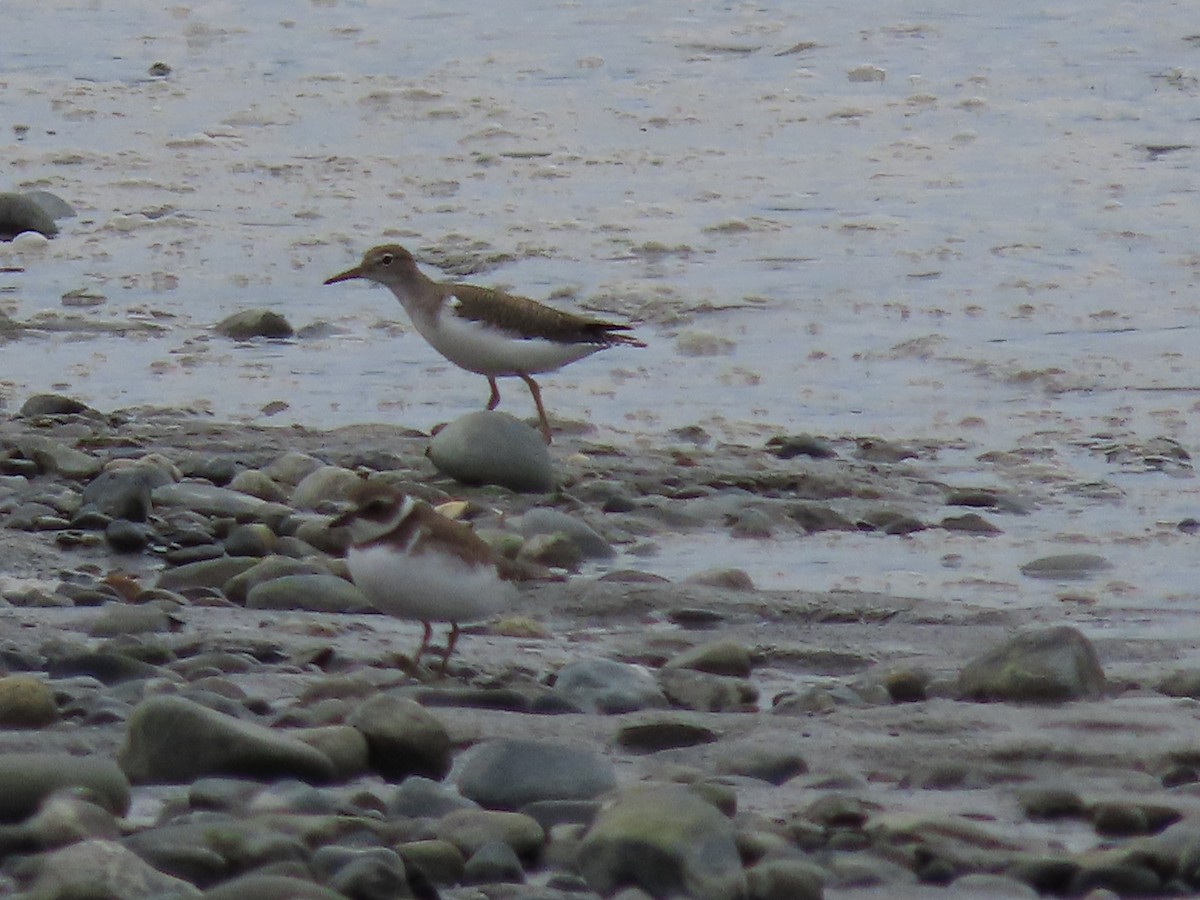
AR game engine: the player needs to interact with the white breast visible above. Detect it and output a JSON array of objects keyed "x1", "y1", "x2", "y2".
[
  {"x1": 347, "y1": 544, "x2": 515, "y2": 623},
  {"x1": 427, "y1": 298, "x2": 603, "y2": 376}
]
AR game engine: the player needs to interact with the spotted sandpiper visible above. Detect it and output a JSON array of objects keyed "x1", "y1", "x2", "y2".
[
  {"x1": 331, "y1": 481, "x2": 516, "y2": 673},
  {"x1": 324, "y1": 244, "x2": 646, "y2": 442}
]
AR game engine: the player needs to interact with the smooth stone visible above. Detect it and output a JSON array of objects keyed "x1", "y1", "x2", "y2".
[
  {"x1": 17, "y1": 839, "x2": 201, "y2": 897},
  {"x1": 462, "y1": 839, "x2": 525, "y2": 884},
  {"x1": 552, "y1": 657, "x2": 669, "y2": 714},
  {"x1": 950, "y1": 873, "x2": 1037, "y2": 897},
  {"x1": 156, "y1": 555, "x2": 261, "y2": 593},
  {"x1": 456, "y1": 738, "x2": 617, "y2": 811},
  {"x1": 0, "y1": 753, "x2": 130, "y2": 821},
  {"x1": 22, "y1": 189, "x2": 75, "y2": 220},
  {"x1": 658, "y1": 668, "x2": 758, "y2": 712},
  {"x1": 213, "y1": 308, "x2": 295, "y2": 340},
  {"x1": 293, "y1": 726, "x2": 371, "y2": 781},
  {"x1": 397, "y1": 839, "x2": 466, "y2": 885},
  {"x1": 222, "y1": 555, "x2": 331, "y2": 604},
  {"x1": 11, "y1": 435, "x2": 102, "y2": 478},
  {"x1": 664, "y1": 639, "x2": 753, "y2": 677},
  {"x1": 616, "y1": 717, "x2": 720, "y2": 753},
  {"x1": 320, "y1": 847, "x2": 412, "y2": 900},
  {"x1": 433, "y1": 808, "x2": 545, "y2": 862},
  {"x1": 745, "y1": 859, "x2": 825, "y2": 900},
  {"x1": 389, "y1": 775, "x2": 479, "y2": 819},
  {"x1": 87, "y1": 602, "x2": 173, "y2": 638},
  {"x1": 517, "y1": 532, "x2": 583, "y2": 570},
  {"x1": 428, "y1": 411, "x2": 555, "y2": 492},
  {"x1": 246, "y1": 574, "x2": 372, "y2": 614},
  {"x1": 1020, "y1": 553, "x2": 1112, "y2": 580},
  {"x1": 942, "y1": 512, "x2": 1003, "y2": 534},
  {"x1": 201, "y1": 873, "x2": 345, "y2": 899},
  {"x1": 121, "y1": 818, "x2": 305, "y2": 885},
  {"x1": 716, "y1": 746, "x2": 808, "y2": 786},
  {"x1": 104, "y1": 518, "x2": 152, "y2": 552},
  {"x1": 227, "y1": 469, "x2": 291, "y2": 503},
  {"x1": 82, "y1": 468, "x2": 163, "y2": 521},
  {"x1": 578, "y1": 785, "x2": 746, "y2": 900},
  {"x1": 263, "y1": 451, "x2": 325, "y2": 485},
  {"x1": 118, "y1": 695, "x2": 336, "y2": 784},
  {"x1": 290, "y1": 465, "x2": 362, "y2": 510},
  {"x1": 347, "y1": 693, "x2": 452, "y2": 780},
  {"x1": 0, "y1": 191, "x2": 59, "y2": 238},
  {"x1": 152, "y1": 481, "x2": 292, "y2": 522},
  {"x1": 46, "y1": 649, "x2": 170, "y2": 685},
  {"x1": 513, "y1": 508, "x2": 615, "y2": 559},
  {"x1": 17, "y1": 394, "x2": 95, "y2": 418},
  {"x1": 958, "y1": 625, "x2": 1106, "y2": 702},
  {"x1": 222, "y1": 522, "x2": 277, "y2": 556},
  {"x1": 1157, "y1": 668, "x2": 1200, "y2": 698},
  {"x1": 685, "y1": 568, "x2": 756, "y2": 590},
  {"x1": 0, "y1": 674, "x2": 58, "y2": 727}
]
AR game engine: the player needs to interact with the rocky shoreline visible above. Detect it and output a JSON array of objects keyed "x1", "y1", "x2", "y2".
[{"x1": 0, "y1": 398, "x2": 1197, "y2": 898}]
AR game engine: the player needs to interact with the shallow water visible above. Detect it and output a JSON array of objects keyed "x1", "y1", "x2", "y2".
[{"x1": 2, "y1": 0, "x2": 1199, "y2": 606}]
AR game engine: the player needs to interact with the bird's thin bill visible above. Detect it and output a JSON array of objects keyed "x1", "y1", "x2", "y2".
[{"x1": 324, "y1": 266, "x2": 364, "y2": 285}]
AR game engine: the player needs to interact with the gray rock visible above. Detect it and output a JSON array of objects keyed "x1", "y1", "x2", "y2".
[
  {"x1": 0, "y1": 191, "x2": 59, "y2": 239},
  {"x1": 152, "y1": 481, "x2": 292, "y2": 522},
  {"x1": 463, "y1": 839, "x2": 525, "y2": 884},
  {"x1": 11, "y1": 435, "x2": 102, "y2": 478},
  {"x1": 347, "y1": 693, "x2": 452, "y2": 780},
  {"x1": 616, "y1": 717, "x2": 720, "y2": 753},
  {"x1": 389, "y1": 775, "x2": 479, "y2": 819},
  {"x1": 578, "y1": 785, "x2": 747, "y2": 900},
  {"x1": 200, "y1": 873, "x2": 345, "y2": 899},
  {"x1": 456, "y1": 738, "x2": 617, "y2": 811},
  {"x1": 118, "y1": 695, "x2": 336, "y2": 784},
  {"x1": 290, "y1": 464, "x2": 363, "y2": 510},
  {"x1": 105, "y1": 518, "x2": 152, "y2": 552},
  {"x1": 658, "y1": 668, "x2": 758, "y2": 712},
  {"x1": 82, "y1": 468, "x2": 164, "y2": 521},
  {"x1": 552, "y1": 658, "x2": 669, "y2": 714},
  {"x1": 664, "y1": 639, "x2": 753, "y2": 677},
  {"x1": 227, "y1": 468, "x2": 291, "y2": 502},
  {"x1": 293, "y1": 726, "x2": 371, "y2": 781},
  {"x1": 397, "y1": 839, "x2": 466, "y2": 886},
  {"x1": 428, "y1": 411, "x2": 555, "y2": 492},
  {"x1": 716, "y1": 746, "x2": 808, "y2": 786},
  {"x1": 1020, "y1": 553, "x2": 1112, "y2": 580},
  {"x1": 222, "y1": 555, "x2": 331, "y2": 604},
  {"x1": 514, "y1": 508, "x2": 615, "y2": 559},
  {"x1": 156, "y1": 556, "x2": 260, "y2": 592},
  {"x1": 246, "y1": 573, "x2": 372, "y2": 613},
  {"x1": 213, "y1": 308, "x2": 295, "y2": 340},
  {"x1": 746, "y1": 859, "x2": 825, "y2": 900},
  {"x1": 958, "y1": 626, "x2": 1106, "y2": 702},
  {"x1": 0, "y1": 753, "x2": 130, "y2": 822},
  {"x1": 22, "y1": 190, "x2": 75, "y2": 221},
  {"x1": 320, "y1": 846, "x2": 414, "y2": 899},
  {"x1": 222, "y1": 522, "x2": 276, "y2": 556},
  {"x1": 17, "y1": 394, "x2": 95, "y2": 418},
  {"x1": 15, "y1": 839, "x2": 201, "y2": 897},
  {"x1": 264, "y1": 451, "x2": 326, "y2": 486},
  {"x1": 87, "y1": 602, "x2": 174, "y2": 637},
  {"x1": 433, "y1": 808, "x2": 545, "y2": 862}
]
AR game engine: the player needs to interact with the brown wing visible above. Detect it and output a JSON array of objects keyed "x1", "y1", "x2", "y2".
[
  {"x1": 445, "y1": 283, "x2": 645, "y2": 347},
  {"x1": 405, "y1": 503, "x2": 500, "y2": 569}
]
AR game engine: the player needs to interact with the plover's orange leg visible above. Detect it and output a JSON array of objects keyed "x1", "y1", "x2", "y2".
[
  {"x1": 486, "y1": 377, "x2": 501, "y2": 411},
  {"x1": 518, "y1": 373, "x2": 552, "y2": 444}
]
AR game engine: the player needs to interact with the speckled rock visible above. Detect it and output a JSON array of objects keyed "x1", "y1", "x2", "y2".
[
  {"x1": 428, "y1": 411, "x2": 555, "y2": 492},
  {"x1": 578, "y1": 785, "x2": 746, "y2": 900},
  {"x1": 118, "y1": 695, "x2": 337, "y2": 784},
  {"x1": 0, "y1": 674, "x2": 58, "y2": 727},
  {"x1": 456, "y1": 738, "x2": 617, "y2": 811}
]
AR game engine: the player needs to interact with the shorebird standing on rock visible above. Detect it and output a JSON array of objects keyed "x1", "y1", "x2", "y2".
[
  {"x1": 324, "y1": 244, "x2": 645, "y2": 442},
  {"x1": 331, "y1": 480, "x2": 516, "y2": 673}
]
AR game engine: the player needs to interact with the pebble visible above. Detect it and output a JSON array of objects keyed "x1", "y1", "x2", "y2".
[
  {"x1": 0, "y1": 191, "x2": 60, "y2": 239},
  {"x1": 427, "y1": 410, "x2": 555, "y2": 492},
  {"x1": 552, "y1": 657, "x2": 669, "y2": 713},
  {"x1": 513, "y1": 507, "x2": 615, "y2": 558},
  {"x1": 0, "y1": 753, "x2": 130, "y2": 821},
  {"x1": 213, "y1": 308, "x2": 295, "y2": 340},
  {"x1": 345, "y1": 693, "x2": 451, "y2": 780},
  {"x1": 0, "y1": 675, "x2": 58, "y2": 727},
  {"x1": 245, "y1": 573, "x2": 372, "y2": 614}
]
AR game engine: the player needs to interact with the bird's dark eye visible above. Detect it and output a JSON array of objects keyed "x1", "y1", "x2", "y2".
[{"x1": 379, "y1": 253, "x2": 394, "y2": 267}]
